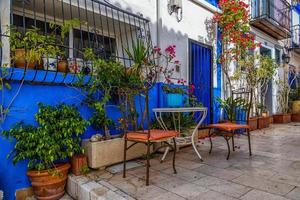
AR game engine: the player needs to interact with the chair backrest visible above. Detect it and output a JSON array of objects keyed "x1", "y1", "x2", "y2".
[{"x1": 230, "y1": 88, "x2": 253, "y2": 125}]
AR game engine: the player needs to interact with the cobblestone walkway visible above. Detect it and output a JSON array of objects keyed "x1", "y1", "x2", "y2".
[{"x1": 67, "y1": 123, "x2": 300, "y2": 200}]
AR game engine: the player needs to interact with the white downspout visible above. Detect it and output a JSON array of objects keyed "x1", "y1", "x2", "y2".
[{"x1": 0, "y1": 0, "x2": 11, "y2": 67}]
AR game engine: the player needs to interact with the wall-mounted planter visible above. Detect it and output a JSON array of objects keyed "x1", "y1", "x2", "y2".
[
  {"x1": 258, "y1": 116, "x2": 270, "y2": 129},
  {"x1": 166, "y1": 93, "x2": 184, "y2": 107},
  {"x1": 82, "y1": 138, "x2": 151, "y2": 169},
  {"x1": 249, "y1": 117, "x2": 258, "y2": 131},
  {"x1": 273, "y1": 114, "x2": 291, "y2": 124}
]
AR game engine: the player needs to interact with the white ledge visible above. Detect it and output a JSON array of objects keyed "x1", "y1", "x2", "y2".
[{"x1": 190, "y1": 0, "x2": 221, "y2": 13}]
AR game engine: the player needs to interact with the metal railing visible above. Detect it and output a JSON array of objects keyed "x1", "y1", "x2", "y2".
[
  {"x1": 0, "y1": 0, "x2": 151, "y2": 85},
  {"x1": 251, "y1": 0, "x2": 291, "y2": 32}
]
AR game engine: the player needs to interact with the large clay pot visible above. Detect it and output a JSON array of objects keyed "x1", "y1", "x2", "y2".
[
  {"x1": 27, "y1": 163, "x2": 70, "y2": 200},
  {"x1": 249, "y1": 117, "x2": 258, "y2": 131},
  {"x1": 13, "y1": 48, "x2": 42, "y2": 69},
  {"x1": 273, "y1": 114, "x2": 291, "y2": 124},
  {"x1": 71, "y1": 154, "x2": 88, "y2": 176},
  {"x1": 258, "y1": 116, "x2": 270, "y2": 129}
]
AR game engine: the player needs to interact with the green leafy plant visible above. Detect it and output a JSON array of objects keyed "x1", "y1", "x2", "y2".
[
  {"x1": 232, "y1": 54, "x2": 278, "y2": 116},
  {"x1": 290, "y1": 87, "x2": 300, "y2": 101},
  {"x1": 216, "y1": 96, "x2": 248, "y2": 121},
  {"x1": 2, "y1": 103, "x2": 88, "y2": 171},
  {"x1": 162, "y1": 85, "x2": 186, "y2": 95},
  {"x1": 276, "y1": 66, "x2": 300, "y2": 114},
  {"x1": 79, "y1": 165, "x2": 90, "y2": 175},
  {"x1": 10, "y1": 27, "x2": 61, "y2": 65}
]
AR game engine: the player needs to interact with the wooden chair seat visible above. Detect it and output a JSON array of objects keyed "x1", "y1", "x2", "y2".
[
  {"x1": 207, "y1": 122, "x2": 250, "y2": 132},
  {"x1": 126, "y1": 129, "x2": 179, "y2": 142}
]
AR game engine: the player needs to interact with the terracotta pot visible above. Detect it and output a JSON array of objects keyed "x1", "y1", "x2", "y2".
[
  {"x1": 258, "y1": 116, "x2": 270, "y2": 129},
  {"x1": 13, "y1": 48, "x2": 42, "y2": 69},
  {"x1": 249, "y1": 117, "x2": 258, "y2": 131},
  {"x1": 71, "y1": 154, "x2": 88, "y2": 176},
  {"x1": 27, "y1": 163, "x2": 70, "y2": 200},
  {"x1": 273, "y1": 113, "x2": 292, "y2": 124},
  {"x1": 57, "y1": 60, "x2": 68, "y2": 73},
  {"x1": 269, "y1": 116, "x2": 273, "y2": 124},
  {"x1": 292, "y1": 113, "x2": 300, "y2": 122}
]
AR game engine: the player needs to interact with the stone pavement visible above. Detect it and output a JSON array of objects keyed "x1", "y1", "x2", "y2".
[{"x1": 66, "y1": 123, "x2": 300, "y2": 200}]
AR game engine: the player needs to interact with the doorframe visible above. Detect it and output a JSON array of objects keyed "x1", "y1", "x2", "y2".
[{"x1": 188, "y1": 39, "x2": 214, "y2": 123}]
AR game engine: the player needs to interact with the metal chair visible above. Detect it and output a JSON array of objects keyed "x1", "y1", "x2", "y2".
[
  {"x1": 123, "y1": 90, "x2": 178, "y2": 186},
  {"x1": 207, "y1": 89, "x2": 253, "y2": 160}
]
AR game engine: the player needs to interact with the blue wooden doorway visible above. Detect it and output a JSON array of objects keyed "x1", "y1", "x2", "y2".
[{"x1": 189, "y1": 40, "x2": 213, "y2": 124}]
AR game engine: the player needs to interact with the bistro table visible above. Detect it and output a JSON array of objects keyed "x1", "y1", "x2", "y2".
[{"x1": 152, "y1": 107, "x2": 208, "y2": 162}]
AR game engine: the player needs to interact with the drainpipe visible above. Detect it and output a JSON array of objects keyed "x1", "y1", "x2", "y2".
[
  {"x1": 0, "y1": 0, "x2": 11, "y2": 66},
  {"x1": 156, "y1": 0, "x2": 163, "y2": 107}
]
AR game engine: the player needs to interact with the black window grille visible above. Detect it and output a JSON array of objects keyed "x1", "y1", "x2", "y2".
[{"x1": 0, "y1": 0, "x2": 152, "y2": 85}]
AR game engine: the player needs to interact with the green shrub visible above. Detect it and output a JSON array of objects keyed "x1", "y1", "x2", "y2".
[{"x1": 2, "y1": 103, "x2": 88, "y2": 171}]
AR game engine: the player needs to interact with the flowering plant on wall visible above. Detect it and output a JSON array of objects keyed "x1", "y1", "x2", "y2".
[
  {"x1": 213, "y1": 0, "x2": 260, "y2": 95},
  {"x1": 153, "y1": 45, "x2": 181, "y2": 84}
]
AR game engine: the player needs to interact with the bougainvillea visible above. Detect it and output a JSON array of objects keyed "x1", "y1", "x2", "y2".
[{"x1": 213, "y1": 0, "x2": 260, "y2": 94}]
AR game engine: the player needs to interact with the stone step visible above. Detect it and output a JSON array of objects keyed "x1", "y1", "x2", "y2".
[{"x1": 67, "y1": 174, "x2": 135, "y2": 200}]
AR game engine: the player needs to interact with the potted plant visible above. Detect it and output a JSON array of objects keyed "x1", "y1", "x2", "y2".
[
  {"x1": 257, "y1": 103, "x2": 270, "y2": 129},
  {"x1": 162, "y1": 84, "x2": 186, "y2": 107},
  {"x1": 2, "y1": 103, "x2": 88, "y2": 200},
  {"x1": 71, "y1": 154, "x2": 89, "y2": 176},
  {"x1": 290, "y1": 87, "x2": 300, "y2": 122},
  {"x1": 234, "y1": 55, "x2": 277, "y2": 130},
  {"x1": 273, "y1": 80, "x2": 292, "y2": 123}
]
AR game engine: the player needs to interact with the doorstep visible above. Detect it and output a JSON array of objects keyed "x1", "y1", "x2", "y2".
[{"x1": 67, "y1": 172, "x2": 134, "y2": 200}]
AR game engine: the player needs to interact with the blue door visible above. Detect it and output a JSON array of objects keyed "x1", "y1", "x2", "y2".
[{"x1": 190, "y1": 41, "x2": 212, "y2": 124}]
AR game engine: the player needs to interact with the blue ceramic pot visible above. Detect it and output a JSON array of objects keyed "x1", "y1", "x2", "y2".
[{"x1": 167, "y1": 93, "x2": 184, "y2": 107}]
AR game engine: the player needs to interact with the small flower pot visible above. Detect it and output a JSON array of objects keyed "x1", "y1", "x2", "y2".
[
  {"x1": 68, "y1": 58, "x2": 84, "y2": 73},
  {"x1": 57, "y1": 59, "x2": 68, "y2": 73},
  {"x1": 71, "y1": 154, "x2": 88, "y2": 176},
  {"x1": 13, "y1": 48, "x2": 42, "y2": 69},
  {"x1": 258, "y1": 116, "x2": 270, "y2": 129},
  {"x1": 273, "y1": 113, "x2": 292, "y2": 124},
  {"x1": 42, "y1": 56, "x2": 58, "y2": 71},
  {"x1": 27, "y1": 163, "x2": 70, "y2": 200},
  {"x1": 166, "y1": 93, "x2": 184, "y2": 108},
  {"x1": 249, "y1": 117, "x2": 258, "y2": 131}
]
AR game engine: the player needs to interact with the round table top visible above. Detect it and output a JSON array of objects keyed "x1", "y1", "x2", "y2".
[{"x1": 152, "y1": 107, "x2": 207, "y2": 113}]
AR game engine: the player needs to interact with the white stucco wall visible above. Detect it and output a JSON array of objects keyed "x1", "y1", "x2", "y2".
[{"x1": 109, "y1": 0, "x2": 219, "y2": 85}]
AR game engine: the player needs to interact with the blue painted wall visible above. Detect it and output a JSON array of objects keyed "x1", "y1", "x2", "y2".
[{"x1": 0, "y1": 70, "x2": 162, "y2": 200}]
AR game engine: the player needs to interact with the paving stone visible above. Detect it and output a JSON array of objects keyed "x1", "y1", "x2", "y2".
[
  {"x1": 193, "y1": 176, "x2": 251, "y2": 198},
  {"x1": 270, "y1": 173, "x2": 300, "y2": 187},
  {"x1": 286, "y1": 187, "x2": 300, "y2": 200},
  {"x1": 232, "y1": 174, "x2": 295, "y2": 196},
  {"x1": 97, "y1": 180, "x2": 119, "y2": 192},
  {"x1": 195, "y1": 190, "x2": 238, "y2": 200},
  {"x1": 161, "y1": 166, "x2": 206, "y2": 182},
  {"x1": 240, "y1": 189, "x2": 289, "y2": 200},
  {"x1": 79, "y1": 181, "x2": 102, "y2": 200},
  {"x1": 153, "y1": 176, "x2": 188, "y2": 191},
  {"x1": 147, "y1": 192, "x2": 186, "y2": 200},
  {"x1": 167, "y1": 183, "x2": 209, "y2": 199},
  {"x1": 67, "y1": 175, "x2": 90, "y2": 199},
  {"x1": 194, "y1": 164, "x2": 242, "y2": 180},
  {"x1": 115, "y1": 177, "x2": 168, "y2": 199},
  {"x1": 59, "y1": 194, "x2": 73, "y2": 200}
]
